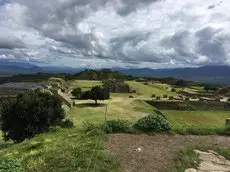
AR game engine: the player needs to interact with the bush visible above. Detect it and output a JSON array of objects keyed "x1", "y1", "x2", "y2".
[
  {"x1": 0, "y1": 90, "x2": 65, "y2": 143},
  {"x1": 129, "y1": 95, "x2": 134, "y2": 98},
  {"x1": 134, "y1": 114, "x2": 171, "y2": 132},
  {"x1": 169, "y1": 96, "x2": 174, "y2": 100},
  {"x1": 104, "y1": 120, "x2": 133, "y2": 134},
  {"x1": 156, "y1": 96, "x2": 161, "y2": 100},
  {"x1": 144, "y1": 82, "x2": 148, "y2": 85},
  {"x1": 0, "y1": 157, "x2": 23, "y2": 172},
  {"x1": 60, "y1": 119, "x2": 74, "y2": 128},
  {"x1": 132, "y1": 90, "x2": 136, "y2": 93},
  {"x1": 171, "y1": 88, "x2": 176, "y2": 92},
  {"x1": 185, "y1": 97, "x2": 190, "y2": 101},
  {"x1": 163, "y1": 94, "x2": 168, "y2": 98},
  {"x1": 152, "y1": 94, "x2": 156, "y2": 98},
  {"x1": 71, "y1": 88, "x2": 82, "y2": 98}
]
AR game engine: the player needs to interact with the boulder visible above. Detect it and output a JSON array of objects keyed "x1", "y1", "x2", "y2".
[{"x1": 184, "y1": 168, "x2": 197, "y2": 172}]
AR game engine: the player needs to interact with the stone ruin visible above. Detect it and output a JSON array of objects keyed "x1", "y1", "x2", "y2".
[
  {"x1": 103, "y1": 79, "x2": 130, "y2": 93},
  {"x1": 48, "y1": 77, "x2": 69, "y2": 92}
]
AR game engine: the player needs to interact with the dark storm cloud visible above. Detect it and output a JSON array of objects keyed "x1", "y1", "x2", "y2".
[
  {"x1": 0, "y1": 34, "x2": 25, "y2": 49},
  {"x1": 1, "y1": 0, "x2": 230, "y2": 68}
]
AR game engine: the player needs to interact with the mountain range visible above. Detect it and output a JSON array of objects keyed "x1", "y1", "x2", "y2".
[{"x1": 1, "y1": 59, "x2": 230, "y2": 84}]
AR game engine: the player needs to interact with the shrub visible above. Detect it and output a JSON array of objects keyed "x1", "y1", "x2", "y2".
[
  {"x1": 144, "y1": 82, "x2": 148, "y2": 85},
  {"x1": 156, "y1": 96, "x2": 161, "y2": 100},
  {"x1": 163, "y1": 94, "x2": 168, "y2": 98},
  {"x1": 0, "y1": 90, "x2": 65, "y2": 143},
  {"x1": 71, "y1": 88, "x2": 82, "y2": 98},
  {"x1": 0, "y1": 157, "x2": 23, "y2": 172},
  {"x1": 192, "y1": 96, "x2": 198, "y2": 99},
  {"x1": 171, "y1": 88, "x2": 176, "y2": 92},
  {"x1": 152, "y1": 94, "x2": 156, "y2": 98},
  {"x1": 185, "y1": 97, "x2": 190, "y2": 101},
  {"x1": 129, "y1": 95, "x2": 134, "y2": 98},
  {"x1": 132, "y1": 90, "x2": 136, "y2": 93},
  {"x1": 169, "y1": 96, "x2": 174, "y2": 100},
  {"x1": 104, "y1": 120, "x2": 133, "y2": 134},
  {"x1": 134, "y1": 114, "x2": 171, "y2": 132},
  {"x1": 60, "y1": 119, "x2": 74, "y2": 128}
]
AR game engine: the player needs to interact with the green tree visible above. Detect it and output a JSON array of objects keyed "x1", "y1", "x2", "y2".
[
  {"x1": 81, "y1": 86, "x2": 110, "y2": 105},
  {"x1": 71, "y1": 87, "x2": 82, "y2": 98},
  {"x1": 204, "y1": 85, "x2": 218, "y2": 92},
  {"x1": 0, "y1": 90, "x2": 65, "y2": 143}
]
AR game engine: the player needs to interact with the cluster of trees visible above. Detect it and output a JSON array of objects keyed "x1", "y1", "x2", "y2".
[
  {"x1": 78, "y1": 86, "x2": 110, "y2": 104},
  {"x1": 204, "y1": 85, "x2": 218, "y2": 92},
  {"x1": 66, "y1": 69, "x2": 135, "y2": 81},
  {"x1": 71, "y1": 86, "x2": 110, "y2": 104},
  {"x1": 0, "y1": 90, "x2": 67, "y2": 143}
]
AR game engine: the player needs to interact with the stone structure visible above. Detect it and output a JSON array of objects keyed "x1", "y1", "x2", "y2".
[
  {"x1": 48, "y1": 77, "x2": 68, "y2": 92},
  {"x1": 185, "y1": 150, "x2": 230, "y2": 172},
  {"x1": 104, "y1": 79, "x2": 130, "y2": 93}
]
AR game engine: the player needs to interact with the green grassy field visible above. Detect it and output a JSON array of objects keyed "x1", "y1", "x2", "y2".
[
  {"x1": 69, "y1": 98, "x2": 154, "y2": 126},
  {"x1": 126, "y1": 81, "x2": 177, "y2": 97},
  {"x1": 68, "y1": 80, "x2": 102, "y2": 91},
  {"x1": 162, "y1": 110, "x2": 230, "y2": 134},
  {"x1": 0, "y1": 80, "x2": 229, "y2": 171}
]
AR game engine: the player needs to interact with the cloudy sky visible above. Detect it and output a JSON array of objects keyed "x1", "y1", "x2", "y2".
[{"x1": 0, "y1": 0, "x2": 229, "y2": 68}]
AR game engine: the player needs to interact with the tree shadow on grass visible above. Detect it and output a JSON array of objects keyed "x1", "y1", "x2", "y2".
[{"x1": 75, "y1": 103, "x2": 106, "y2": 108}]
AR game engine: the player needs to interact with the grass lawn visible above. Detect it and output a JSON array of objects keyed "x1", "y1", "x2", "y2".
[
  {"x1": 0, "y1": 128, "x2": 118, "y2": 172},
  {"x1": 68, "y1": 98, "x2": 154, "y2": 126},
  {"x1": 162, "y1": 110, "x2": 230, "y2": 134},
  {"x1": 0, "y1": 96, "x2": 154, "y2": 171},
  {"x1": 0, "y1": 79, "x2": 229, "y2": 171},
  {"x1": 126, "y1": 81, "x2": 177, "y2": 97},
  {"x1": 68, "y1": 80, "x2": 102, "y2": 91}
]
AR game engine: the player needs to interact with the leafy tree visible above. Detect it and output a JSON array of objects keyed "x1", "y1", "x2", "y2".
[
  {"x1": 81, "y1": 86, "x2": 110, "y2": 104},
  {"x1": 204, "y1": 85, "x2": 218, "y2": 92},
  {"x1": 0, "y1": 90, "x2": 65, "y2": 143},
  {"x1": 174, "y1": 79, "x2": 189, "y2": 86},
  {"x1": 71, "y1": 87, "x2": 82, "y2": 98}
]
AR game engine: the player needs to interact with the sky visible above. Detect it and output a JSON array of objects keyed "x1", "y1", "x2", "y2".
[{"x1": 0, "y1": 0, "x2": 230, "y2": 68}]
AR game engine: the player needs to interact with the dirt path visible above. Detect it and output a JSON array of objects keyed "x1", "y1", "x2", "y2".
[{"x1": 106, "y1": 134, "x2": 230, "y2": 172}]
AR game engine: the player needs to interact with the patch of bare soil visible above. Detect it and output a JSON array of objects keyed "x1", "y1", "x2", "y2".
[{"x1": 106, "y1": 134, "x2": 230, "y2": 172}]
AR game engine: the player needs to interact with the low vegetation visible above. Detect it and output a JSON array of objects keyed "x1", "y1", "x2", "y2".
[
  {"x1": 104, "y1": 120, "x2": 133, "y2": 134},
  {"x1": 0, "y1": 73, "x2": 229, "y2": 171},
  {"x1": 0, "y1": 90, "x2": 66, "y2": 143},
  {"x1": 134, "y1": 114, "x2": 172, "y2": 132}
]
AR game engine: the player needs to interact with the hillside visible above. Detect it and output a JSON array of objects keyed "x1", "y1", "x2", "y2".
[{"x1": 119, "y1": 65, "x2": 230, "y2": 84}]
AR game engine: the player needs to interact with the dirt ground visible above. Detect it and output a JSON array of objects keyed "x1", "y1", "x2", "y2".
[{"x1": 106, "y1": 134, "x2": 230, "y2": 172}]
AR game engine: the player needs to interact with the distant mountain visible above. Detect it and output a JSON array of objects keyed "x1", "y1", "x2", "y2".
[
  {"x1": 0, "y1": 59, "x2": 41, "y2": 76},
  {"x1": 1, "y1": 59, "x2": 230, "y2": 84},
  {"x1": 0, "y1": 60, "x2": 82, "y2": 76},
  {"x1": 118, "y1": 65, "x2": 230, "y2": 84}
]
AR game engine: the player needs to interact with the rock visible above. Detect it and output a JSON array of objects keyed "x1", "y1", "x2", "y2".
[
  {"x1": 136, "y1": 147, "x2": 142, "y2": 152},
  {"x1": 225, "y1": 118, "x2": 230, "y2": 126},
  {"x1": 194, "y1": 150, "x2": 230, "y2": 171},
  {"x1": 184, "y1": 168, "x2": 197, "y2": 172}
]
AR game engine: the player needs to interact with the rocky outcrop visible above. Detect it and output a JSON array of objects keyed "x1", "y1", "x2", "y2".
[{"x1": 185, "y1": 150, "x2": 230, "y2": 172}]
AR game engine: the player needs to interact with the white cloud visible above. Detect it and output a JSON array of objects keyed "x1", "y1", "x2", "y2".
[{"x1": 0, "y1": 0, "x2": 230, "y2": 68}]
